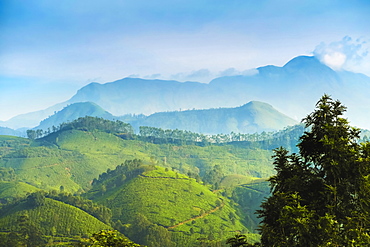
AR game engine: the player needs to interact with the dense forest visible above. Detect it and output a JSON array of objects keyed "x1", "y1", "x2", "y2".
[{"x1": 1, "y1": 96, "x2": 370, "y2": 246}]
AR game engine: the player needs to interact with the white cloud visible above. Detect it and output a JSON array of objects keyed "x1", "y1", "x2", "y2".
[
  {"x1": 169, "y1": 69, "x2": 212, "y2": 83},
  {"x1": 322, "y1": 52, "x2": 347, "y2": 70},
  {"x1": 313, "y1": 36, "x2": 369, "y2": 73},
  {"x1": 218, "y1": 68, "x2": 259, "y2": 77}
]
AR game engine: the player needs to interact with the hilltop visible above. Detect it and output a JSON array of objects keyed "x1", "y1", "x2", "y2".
[{"x1": 36, "y1": 102, "x2": 114, "y2": 131}]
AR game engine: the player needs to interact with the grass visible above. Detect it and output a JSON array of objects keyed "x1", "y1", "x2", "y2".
[
  {"x1": 0, "y1": 198, "x2": 111, "y2": 237},
  {"x1": 0, "y1": 181, "x2": 40, "y2": 200},
  {"x1": 88, "y1": 166, "x2": 251, "y2": 244}
]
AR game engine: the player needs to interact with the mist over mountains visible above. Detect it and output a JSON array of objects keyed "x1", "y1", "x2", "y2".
[
  {"x1": 33, "y1": 101, "x2": 297, "y2": 135},
  {"x1": 2, "y1": 55, "x2": 370, "y2": 132}
]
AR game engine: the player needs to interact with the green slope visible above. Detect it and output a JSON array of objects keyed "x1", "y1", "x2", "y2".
[
  {"x1": 0, "y1": 198, "x2": 111, "y2": 237},
  {"x1": 0, "y1": 135, "x2": 30, "y2": 157},
  {"x1": 231, "y1": 180, "x2": 271, "y2": 232},
  {"x1": 87, "y1": 165, "x2": 259, "y2": 246},
  {"x1": 0, "y1": 181, "x2": 40, "y2": 201},
  {"x1": 0, "y1": 129, "x2": 274, "y2": 193}
]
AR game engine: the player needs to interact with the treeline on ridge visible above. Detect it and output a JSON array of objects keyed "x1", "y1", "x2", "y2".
[{"x1": 26, "y1": 116, "x2": 306, "y2": 149}]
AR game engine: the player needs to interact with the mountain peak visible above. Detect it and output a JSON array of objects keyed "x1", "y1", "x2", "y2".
[
  {"x1": 283, "y1": 56, "x2": 333, "y2": 73},
  {"x1": 35, "y1": 102, "x2": 114, "y2": 130}
]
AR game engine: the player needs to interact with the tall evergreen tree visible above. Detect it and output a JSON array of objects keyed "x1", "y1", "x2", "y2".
[{"x1": 258, "y1": 95, "x2": 370, "y2": 246}]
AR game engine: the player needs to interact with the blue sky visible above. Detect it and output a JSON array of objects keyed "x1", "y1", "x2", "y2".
[{"x1": 1, "y1": 0, "x2": 369, "y2": 121}]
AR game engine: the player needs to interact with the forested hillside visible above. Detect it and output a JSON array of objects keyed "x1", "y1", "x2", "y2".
[
  {"x1": 0, "y1": 117, "x2": 305, "y2": 194},
  {"x1": 0, "y1": 116, "x2": 304, "y2": 246},
  {"x1": 1, "y1": 99, "x2": 369, "y2": 246},
  {"x1": 86, "y1": 160, "x2": 261, "y2": 246},
  {"x1": 0, "y1": 194, "x2": 112, "y2": 246}
]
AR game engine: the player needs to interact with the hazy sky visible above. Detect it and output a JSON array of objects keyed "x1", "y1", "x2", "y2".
[{"x1": 1, "y1": 0, "x2": 369, "y2": 121}]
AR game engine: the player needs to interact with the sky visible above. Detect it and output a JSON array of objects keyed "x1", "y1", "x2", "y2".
[{"x1": 1, "y1": 0, "x2": 370, "y2": 121}]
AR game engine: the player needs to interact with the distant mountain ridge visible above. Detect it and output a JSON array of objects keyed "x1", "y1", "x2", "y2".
[
  {"x1": 2, "y1": 55, "x2": 370, "y2": 130},
  {"x1": 33, "y1": 101, "x2": 297, "y2": 134},
  {"x1": 0, "y1": 126, "x2": 24, "y2": 136},
  {"x1": 129, "y1": 101, "x2": 297, "y2": 134},
  {"x1": 36, "y1": 102, "x2": 114, "y2": 131}
]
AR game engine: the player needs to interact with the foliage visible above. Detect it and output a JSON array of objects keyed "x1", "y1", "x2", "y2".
[
  {"x1": 79, "y1": 230, "x2": 143, "y2": 247},
  {"x1": 226, "y1": 234, "x2": 260, "y2": 247},
  {"x1": 44, "y1": 191, "x2": 112, "y2": 224},
  {"x1": 0, "y1": 135, "x2": 30, "y2": 157},
  {"x1": 27, "y1": 116, "x2": 134, "y2": 140},
  {"x1": 0, "y1": 197, "x2": 111, "y2": 238},
  {"x1": 258, "y1": 95, "x2": 370, "y2": 246},
  {"x1": 138, "y1": 125, "x2": 304, "y2": 148},
  {"x1": 230, "y1": 181, "x2": 270, "y2": 233}
]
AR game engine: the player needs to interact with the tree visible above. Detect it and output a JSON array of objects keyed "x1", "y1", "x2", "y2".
[
  {"x1": 257, "y1": 95, "x2": 370, "y2": 246},
  {"x1": 226, "y1": 234, "x2": 259, "y2": 247},
  {"x1": 27, "y1": 191, "x2": 46, "y2": 207},
  {"x1": 79, "y1": 230, "x2": 143, "y2": 247},
  {"x1": 26, "y1": 130, "x2": 37, "y2": 140},
  {"x1": 17, "y1": 214, "x2": 46, "y2": 247}
]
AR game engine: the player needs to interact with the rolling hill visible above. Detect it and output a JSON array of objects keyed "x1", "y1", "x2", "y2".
[
  {"x1": 0, "y1": 196, "x2": 111, "y2": 245},
  {"x1": 0, "y1": 118, "x2": 306, "y2": 246},
  {"x1": 0, "y1": 128, "x2": 276, "y2": 192},
  {"x1": 86, "y1": 162, "x2": 260, "y2": 246}
]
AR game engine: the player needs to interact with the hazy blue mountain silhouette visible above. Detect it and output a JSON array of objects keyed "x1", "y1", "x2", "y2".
[
  {"x1": 129, "y1": 101, "x2": 297, "y2": 134},
  {"x1": 34, "y1": 101, "x2": 296, "y2": 134},
  {"x1": 2, "y1": 55, "x2": 370, "y2": 130},
  {"x1": 35, "y1": 102, "x2": 115, "y2": 130}
]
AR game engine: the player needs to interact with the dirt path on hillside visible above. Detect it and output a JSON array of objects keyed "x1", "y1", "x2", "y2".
[
  {"x1": 139, "y1": 174, "x2": 190, "y2": 180},
  {"x1": 140, "y1": 173, "x2": 225, "y2": 229},
  {"x1": 167, "y1": 200, "x2": 225, "y2": 229}
]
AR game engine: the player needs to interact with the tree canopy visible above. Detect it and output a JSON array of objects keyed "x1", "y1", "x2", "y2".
[
  {"x1": 79, "y1": 230, "x2": 143, "y2": 247},
  {"x1": 257, "y1": 95, "x2": 370, "y2": 246}
]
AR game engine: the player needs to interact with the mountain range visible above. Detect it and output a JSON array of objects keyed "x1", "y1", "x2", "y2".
[
  {"x1": 33, "y1": 101, "x2": 297, "y2": 135},
  {"x1": 1, "y1": 55, "x2": 370, "y2": 131}
]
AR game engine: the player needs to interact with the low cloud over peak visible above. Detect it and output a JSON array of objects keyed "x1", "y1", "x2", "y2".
[{"x1": 313, "y1": 36, "x2": 369, "y2": 74}]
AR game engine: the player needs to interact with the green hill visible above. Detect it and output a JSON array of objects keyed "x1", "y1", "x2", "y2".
[
  {"x1": 0, "y1": 128, "x2": 275, "y2": 193},
  {"x1": 0, "y1": 181, "x2": 40, "y2": 202},
  {"x1": 87, "y1": 163, "x2": 259, "y2": 246},
  {"x1": 0, "y1": 196, "x2": 111, "y2": 245},
  {"x1": 0, "y1": 135, "x2": 30, "y2": 157}
]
